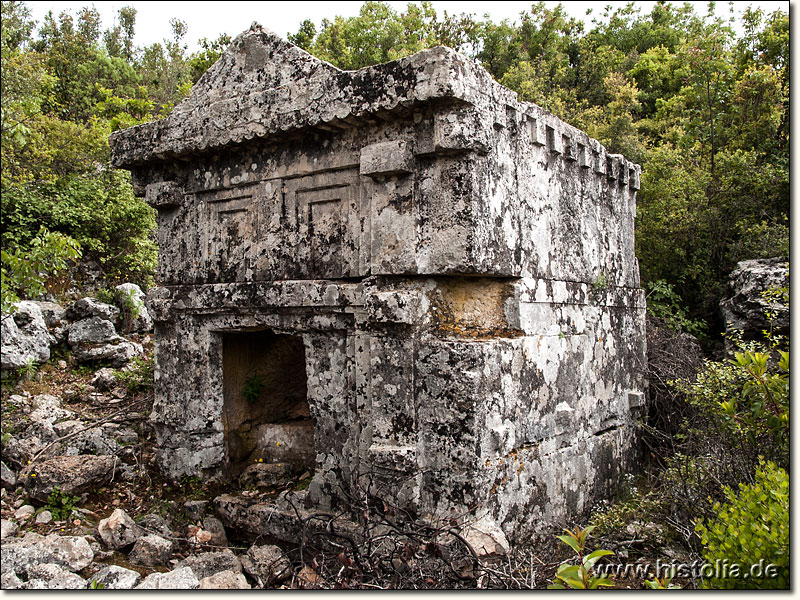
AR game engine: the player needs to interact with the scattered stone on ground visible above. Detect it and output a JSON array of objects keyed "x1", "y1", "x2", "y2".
[
  {"x1": 128, "y1": 533, "x2": 174, "y2": 566},
  {"x1": 199, "y1": 570, "x2": 251, "y2": 589},
  {"x1": 241, "y1": 543, "x2": 293, "y2": 586},
  {"x1": 135, "y1": 566, "x2": 200, "y2": 589},
  {"x1": 89, "y1": 565, "x2": 142, "y2": 589},
  {"x1": 24, "y1": 454, "x2": 119, "y2": 502},
  {"x1": 97, "y1": 508, "x2": 144, "y2": 550}
]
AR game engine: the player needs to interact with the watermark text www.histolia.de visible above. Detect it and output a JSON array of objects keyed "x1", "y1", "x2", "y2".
[{"x1": 595, "y1": 559, "x2": 782, "y2": 581}]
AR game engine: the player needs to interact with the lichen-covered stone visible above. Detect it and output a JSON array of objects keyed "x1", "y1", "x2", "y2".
[
  {"x1": 109, "y1": 25, "x2": 647, "y2": 544},
  {"x1": 24, "y1": 455, "x2": 118, "y2": 503},
  {"x1": 1, "y1": 301, "x2": 54, "y2": 371}
]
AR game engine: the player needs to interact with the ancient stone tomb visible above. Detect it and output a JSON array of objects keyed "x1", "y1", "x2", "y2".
[{"x1": 110, "y1": 25, "x2": 646, "y2": 545}]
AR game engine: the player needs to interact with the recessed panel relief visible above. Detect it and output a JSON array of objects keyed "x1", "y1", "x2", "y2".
[
  {"x1": 200, "y1": 183, "x2": 264, "y2": 282},
  {"x1": 284, "y1": 168, "x2": 360, "y2": 279}
]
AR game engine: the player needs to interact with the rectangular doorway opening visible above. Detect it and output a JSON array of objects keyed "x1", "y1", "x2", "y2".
[{"x1": 222, "y1": 330, "x2": 315, "y2": 478}]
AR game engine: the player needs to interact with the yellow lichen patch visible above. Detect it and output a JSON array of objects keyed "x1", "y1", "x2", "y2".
[{"x1": 432, "y1": 277, "x2": 523, "y2": 338}]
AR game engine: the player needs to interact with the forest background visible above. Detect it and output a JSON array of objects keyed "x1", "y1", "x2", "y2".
[
  {"x1": 0, "y1": 1, "x2": 790, "y2": 588},
  {"x1": 0, "y1": 0, "x2": 789, "y2": 338}
]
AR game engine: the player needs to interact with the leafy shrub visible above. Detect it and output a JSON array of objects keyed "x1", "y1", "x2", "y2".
[
  {"x1": 548, "y1": 526, "x2": 614, "y2": 589},
  {"x1": 1, "y1": 225, "x2": 81, "y2": 312},
  {"x1": 114, "y1": 355, "x2": 154, "y2": 394},
  {"x1": 242, "y1": 373, "x2": 265, "y2": 403},
  {"x1": 45, "y1": 487, "x2": 80, "y2": 520},
  {"x1": 645, "y1": 279, "x2": 706, "y2": 337},
  {"x1": 695, "y1": 461, "x2": 789, "y2": 589}
]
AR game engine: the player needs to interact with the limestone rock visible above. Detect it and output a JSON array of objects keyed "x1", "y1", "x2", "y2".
[
  {"x1": 136, "y1": 513, "x2": 172, "y2": 538},
  {"x1": 65, "y1": 297, "x2": 120, "y2": 322},
  {"x1": 35, "y1": 510, "x2": 53, "y2": 525},
  {"x1": 199, "y1": 570, "x2": 251, "y2": 589},
  {"x1": 460, "y1": 516, "x2": 511, "y2": 557},
  {"x1": 135, "y1": 566, "x2": 199, "y2": 589},
  {"x1": 90, "y1": 565, "x2": 142, "y2": 589},
  {"x1": 1, "y1": 461, "x2": 16, "y2": 490},
  {"x1": 97, "y1": 508, "x2": 144, "y2": 550},
  {"x1": 241, "y1": 543, "x2": 292, "y2": 585},
  {"x1": 1, "y1": 302, "x2": 54, "y2": 371},
  {"x1": 24, "y1": 455, "x2": 118, "y2": 503},
  {"x1": 91, "y1": 367, "x2": 118, "y2": 391},
  {"x1": 720, "y1": 257, "x2": 789, "y2": 340},
  {"x1": 1, "y1": 570, "x2": 23, "y2": 588},
  {"x1": 128, "y1": 533, "x2": 174, "y2": 566},
  {"x1": 25, "y1": 563, "x2": 87, "y2": 589},
  {"x1": 14, "y1": 505, "x2": 35, "y2": 520},
  {"x1": 1, "y1": 518, "x2": 19, "y2": 540},
  {"x1": 67, "y1": 316, "x2": 142, "y2": 366},
  {"x1": 114, "y1": 283, "x2": 153, "y2": 332},
  {"x1": 202, "y1": 516, "x2": 228, "y2": 547},
  {"x1": 177, "y1": 549, "x2": 241, "y2": 579},
  {"x1": 239, "y1": 462, "x2": 292, "y2": 489},
  {"x1": 2, "y1": 532, "x2": 93, "y2": 575}
]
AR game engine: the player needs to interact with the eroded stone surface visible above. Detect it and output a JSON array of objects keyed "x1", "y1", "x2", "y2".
[{"x1": 109, "y1": 25, "x2": 647, "y2": 544}]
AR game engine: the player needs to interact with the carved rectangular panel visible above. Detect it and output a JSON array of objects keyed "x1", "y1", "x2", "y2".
[
  {"x1": 199, "y1": 183, "x2": 262, "y2": 281},
  {"x1": 284, "y1": 169, "x2": 360, "y2": 279}
]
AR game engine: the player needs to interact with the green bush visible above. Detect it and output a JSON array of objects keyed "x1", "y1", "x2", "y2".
[
  {"x1": 1, "y1": 225, "x2": 81, "y2": 312},
  {"x1": 695, "y1": 460, "x2": 789, "y2": 589}
]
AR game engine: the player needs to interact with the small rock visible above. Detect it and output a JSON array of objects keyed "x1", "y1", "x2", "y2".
[
  {"x1": 241, "y1": 543, "x2": 292, "y2": 585},
  {"x1": 135, "y1": 566, "x2": 199, "y2": 589},
  {"x1": 1, "y1": 461, "x2": 16, "y2": 490},
  {"x1": 14, "y1": 505, "x2": 35, "y2": 520},
  {"x1": 239, "y1": 462, "x2": 291, "y2": 489},
  {"x1": 128, "y1": 533, "x2": 174, "y2": 566},
  {"x1": 57, "y1": 359, "x2": 68, "y2": 369},
  {"x1": 35, "y1": 510, "x2": 53, "y2": 525},
  {"x1": 90, "y1": 565, "x2": 142, "y2": 589},
  {"x1": 183, "y1": 499, "x2": 209, "y2": 522},
  {"x1": 91, "y1": 367, "x2": 117, "y2": 391},
  {"x1": 177, "y1": 549, "x2": 241, "y2": 579},
  {"x1": 1, "y1": 518, "x2": 19, "y2": 540},
  {"x1": 136, "y1": 513, "x2": 172, "y2": 538},
  {"x1": 202, "y1": 516, "x2": 228, "y2": 547},
  {"x1": 24, "y1": 454, "x2": 119, "y2": 502},
  {"x1": 25, "y1": 563, "x2": 87, "y2": 589},
  {"x1": 97, "y1": 508, "x2": 144, "y2": 550},
  {"x1": 460, "y1": 516, "x2": 510, "y2": 557},
  {"x1": 199, "y1": 570, "x2": 250, "y2": 589}
]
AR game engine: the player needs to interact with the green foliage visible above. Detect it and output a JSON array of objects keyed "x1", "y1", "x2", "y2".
[
  {"x1": 1, "y1": 225, "x2": 81, "y2": 312},
  {"x1": 114, "y1": 355, "x2": 154, "y2": 394},
  {"x1": 695, "y1": 460, "x2": 789, "y2": 589},
  {"x1": 88, "y1": 580, "x2": 106, "y2": 590},
  {"x1": 645, "y1": 279, "x2": 706, "y2": 337},
  {"x1": 242, "y1": 373, "x2": 265, "y2": 403},
  {"x1": 45, "y1": 487, "x2": 80, "y2": 520},
  {"x1": 548, "y1": 526, "x2": 615, "y2": 589}
]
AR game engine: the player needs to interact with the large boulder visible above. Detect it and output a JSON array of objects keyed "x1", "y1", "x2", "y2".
[
  {"x1": 2, "y1": 532, "x2": 94, "y2": 576},
  {"x1": 1, "y1": 302, "x2": 55, "y2": 371},
  {"x1": 720, "y1": 258, "x2": 789, "y2": 340},
  {"x1": 65, "y1": 297, "x2": 120, "y2": 323},
  {"x1": 114, "y1": 283, "x2": 153, "y2": 332},
  {"x1": 24, "y1": 455, "x2": 119, "y2": 503},
  {"x1": 67, "y1": 317, "x2": 142, "y2": 366}
]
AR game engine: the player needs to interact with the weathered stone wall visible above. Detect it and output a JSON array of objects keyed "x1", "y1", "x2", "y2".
[{"x1": 111, "y1": 25, "x2": 646, "y2": 545}]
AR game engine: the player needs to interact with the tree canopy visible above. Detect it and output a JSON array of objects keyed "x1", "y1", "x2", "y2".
[{"x1": 0, "y1": 0, "x2": 789, "y2": 336}]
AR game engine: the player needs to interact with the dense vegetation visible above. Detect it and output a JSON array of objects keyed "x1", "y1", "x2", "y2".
[{"x1": 0, "y1": 1, "x2": 789, "y2": 589}]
